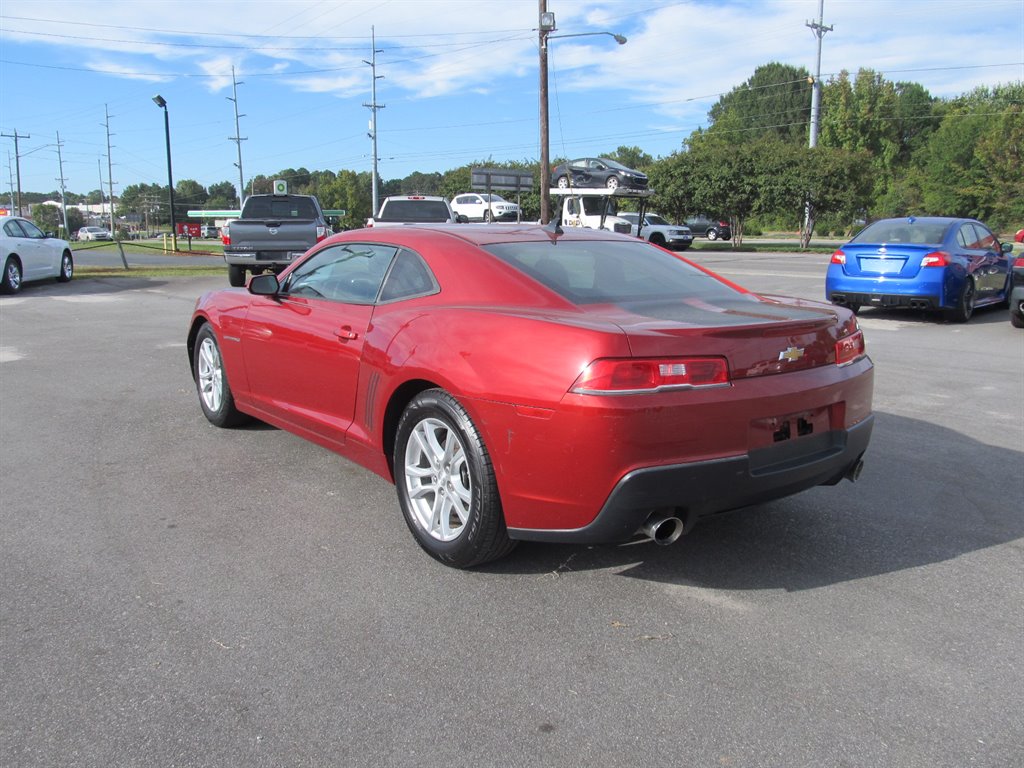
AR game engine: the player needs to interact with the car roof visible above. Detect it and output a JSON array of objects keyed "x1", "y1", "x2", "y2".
[{"x1": 334, "y1": 223, "x2": 628, "y2": 249}]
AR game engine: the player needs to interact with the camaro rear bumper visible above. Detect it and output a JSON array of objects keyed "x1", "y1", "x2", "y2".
[{"x1": 507, "y1": 415, "x2": 873, "y2": 544}]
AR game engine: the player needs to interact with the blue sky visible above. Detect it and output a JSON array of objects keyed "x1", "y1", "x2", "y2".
[{"x1": 1, "y1": 0, "x2": 1022, "y2": 199}]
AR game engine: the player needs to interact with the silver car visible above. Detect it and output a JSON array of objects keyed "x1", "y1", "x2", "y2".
[{"x1": 1, "y1": 216, "x2": 74, "y2": 294}]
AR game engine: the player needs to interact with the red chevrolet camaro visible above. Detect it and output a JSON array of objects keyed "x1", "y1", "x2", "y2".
[{"x1": 188, "y1": 224, "x2": 874, "y2": 568}]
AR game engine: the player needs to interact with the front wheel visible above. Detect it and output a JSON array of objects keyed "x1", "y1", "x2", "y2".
[
  {"x1": 945, "y1": 278, "x2": 975, "y2": 323},
  {"x1": 483, "y1": 210, "x2": 492, "y2": 223},
  {"x1": 193, "y1": 324, "x2": 249, "y2": 427},
  {"x1": 57, "y1": 252, "x2": 73, "y2": 283},
  {"x1": 1, "y1": 256, "x2": 22, "y2": 294},
  {"x1": 394, "y1": 389, "x2": 515, "y2": 568},
  {"x1": 228, "y1": 264, "x2": 246, "y2": 288},
  {"x1": 606, "y1": 176, "x2": 620, "y2": 190},
  {"x1": 556, "y1": 175, "x2": 570, "y2": 189}
]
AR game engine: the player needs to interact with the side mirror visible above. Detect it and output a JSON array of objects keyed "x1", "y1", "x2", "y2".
[
  {"x1": 1002, "y1": 242, "x2": 1014, "y2": 254},
  {"x1": 248, "y1": 273, "x2": 281, "y2": 296}
]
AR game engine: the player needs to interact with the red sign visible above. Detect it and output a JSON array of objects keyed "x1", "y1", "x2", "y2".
[{"x1": 177, "y1": 222, "x2": 201, "y2": 237}]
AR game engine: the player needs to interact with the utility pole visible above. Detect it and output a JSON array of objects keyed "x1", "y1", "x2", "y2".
[
  {"x1": 6, "y1": 152, "x2": 15, "y2": 212},
  {"x1": 97, "y1": 157, "x2": 106, "y2": 226},
  {"x1": 228, "y1": 65, "x2": 247, "y2": 207},
  {"x1": 539, "y1": 0, "x2": 553, "y2": 224},
  {"x1": 802, "y1": 0, "x2": 833, "y2": 247},
  {"x1": 806, "y1": 0, "x2": 832, "y2": 149},
  {"x1": 363, "y1": 26, "x2": 385, "y2": 216},
  {"x1": 55, "y1": 131, "x2": 69, "y2": 236},
  {"x1": 104, "y1": 104, "x2": 117, "y2": 235},
  {"x1": 2, "y1": 129, "x2": 29, "y2": 215}
]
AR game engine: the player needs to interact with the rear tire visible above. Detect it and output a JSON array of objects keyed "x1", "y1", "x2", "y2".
[
  {"x1": 1011, "y1": 310, "x2": 1024, "y2": 328},
  {"x1": 228, "y1": 265, "x2": 246, "y2": 288},
  {"x1": 707, "y1": 228, "x2": 719, "y2": 241},
  {"x1": 945, "y1": 278, "x2": 975, "y2": 323},
  {"x1": 556, "y1": 175, "x2": 570, "y2": 189},
  {"x1": 394, "y1": 389, "x2": 515, "y2": 568}
]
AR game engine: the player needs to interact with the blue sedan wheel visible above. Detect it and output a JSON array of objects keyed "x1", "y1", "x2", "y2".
[{"x1": 946, "y1": 278, "x2": 975, "y2": 323}]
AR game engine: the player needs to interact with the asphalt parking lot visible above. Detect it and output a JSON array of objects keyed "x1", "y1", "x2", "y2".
[{"x1": 1, "y1": 258, "x2": 1022, "y2": 768}]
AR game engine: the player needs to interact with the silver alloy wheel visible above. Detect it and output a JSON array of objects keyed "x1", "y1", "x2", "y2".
[
  {"x1": 556, "y1": 175, "x2": 569, "y2": 189},
  {"x1": 61, "y1": 254, "x2": 73, "y2": 279},
  {"x1": 404, "y1": 417, "x2": 472, "y2": 542},
  {"x1": 6, "y1": 260, "x2": 21, "y2": 291},
  {"x1": 606, "y1": 176, "x2": 619, "y2": 190},
  {"x1": 197, "y1": 336, "x2": 224, "y2": 413}
]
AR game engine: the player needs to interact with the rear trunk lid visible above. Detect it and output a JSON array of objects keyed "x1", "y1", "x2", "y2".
[
  {"x1": 591, "y1": 294, "x2": 848, "y2": 379},
  {"x1": 840, "y1": 243, "x2": 930, "y2": 279}
]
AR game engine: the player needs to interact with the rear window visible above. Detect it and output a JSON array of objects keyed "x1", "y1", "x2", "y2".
[
  {"x1": 484, "y1": 239, "x2": 740, "y2": 305},
  {"x1": 853, "y1": 220, "x2": 950, "y2": 245},
  {"x1": 243, "y1": 197, "x2": 318, "y2": 219},
  {"x1": 379, "y1": 200, "x2": 453, "y2": 222}
]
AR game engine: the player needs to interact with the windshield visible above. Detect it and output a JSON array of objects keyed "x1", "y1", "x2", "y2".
[
  {"x1": 646, "y1": 214, "x2": 670, "y2": 226},
  {"x1": 481, "y1": 194, "x2": 507, "y2": 203},
  {"x1": 485, "y1": 239, "x2": 740, "y2": 306}
]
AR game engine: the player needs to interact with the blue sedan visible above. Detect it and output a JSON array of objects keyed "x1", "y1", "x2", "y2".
[{"x1": 826, "y1": 216, "x2": 1014, "y2": 322}]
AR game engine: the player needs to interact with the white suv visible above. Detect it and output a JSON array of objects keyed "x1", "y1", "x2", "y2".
[{"x1": 451, "y1": 193, "x2": 520, "y2": 223}]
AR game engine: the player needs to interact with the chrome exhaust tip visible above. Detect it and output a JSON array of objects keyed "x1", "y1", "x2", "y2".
[{"x1": 641, "y1": 514, "x2": 685, "y2": 546}]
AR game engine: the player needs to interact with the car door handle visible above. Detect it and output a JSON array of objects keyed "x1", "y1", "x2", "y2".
[{"x1": 336, "y1": 326, "x2": 359, "y2": 341}]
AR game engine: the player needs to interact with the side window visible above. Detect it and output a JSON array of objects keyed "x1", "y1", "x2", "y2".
[
  {"x1": 4, "y1": 220, "x2": 26, "y2": 237},
  {"x1": 19, "y1": 220, "x2": 44, "y2": 239},
  {"x1": 285, "y1": 243, "x2": 398, "y2": 304},
  {"x1": 379, "y1": 249, "x2": 439, "y2": 302},
  {"x1": 958, "y1": 223, "x2": 982, "y2": 249},
  {"x1": 974, "y1": 225, "x2": 997, "y2": 251}
]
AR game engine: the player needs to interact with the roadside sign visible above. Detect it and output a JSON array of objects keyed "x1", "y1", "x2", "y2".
[
  {"x1": 273, "y1": 179, "x2": 288, "y2": 195},
  {"x1": 471, "y1": 168, "x2": 533, "y2": 192}
]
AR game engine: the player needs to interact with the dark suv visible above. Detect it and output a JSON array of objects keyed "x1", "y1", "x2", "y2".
[{"x1": 685, "y1": 215, "x2": 732, "y2": 241}]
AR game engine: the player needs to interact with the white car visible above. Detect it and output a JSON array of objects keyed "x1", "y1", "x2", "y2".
[
  {"x1": 1, "y1": 216, "x2": 74, "y2": 294},
  {"x1": 451, "y1": 193, "x2": 520, "y2": 223},
  {"x1": 77, "y1": 226, "x2": 112, "y2": 241}
]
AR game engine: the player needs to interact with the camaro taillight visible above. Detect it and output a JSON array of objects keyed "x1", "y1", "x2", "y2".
[
  {"x1": 830, "y1": 249, "x2": 846, "y2": 265},
  {"x1": 835, "y1": 330, "x2": 865, "y2": 366},
  {"x1": 316, "y1": 225, "x2": 329, "y2": 242},
  {"x1": 571, "y1": 357, "x2": 730, "y2": 394},
  {"x1": 921, "y1": 251, "x2": 949, "y2": 267}
]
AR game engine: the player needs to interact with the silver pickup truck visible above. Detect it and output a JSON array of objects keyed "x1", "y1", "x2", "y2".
[{"x1": 222, "y1": 193, "x2": 331, "y2": 286}]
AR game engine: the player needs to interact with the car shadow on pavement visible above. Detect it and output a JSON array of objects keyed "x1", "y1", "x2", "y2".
[
  {"x1": 856, "y1": 303, "x2": 1011, "y2": 326},
  {"x1": 0, "y1": 275, "x2": 177, "y2": 298},
  {"x1": 483, "y1": 411, "x2": 1023, "y2": 591}
]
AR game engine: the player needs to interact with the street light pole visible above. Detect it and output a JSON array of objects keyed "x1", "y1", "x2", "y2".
[
  {"x1": 537, "y1": 7, "x2": 626, "y2": 225},
  {"x1": 152, "y1": 95, "x2": 177, "y2": 251}
]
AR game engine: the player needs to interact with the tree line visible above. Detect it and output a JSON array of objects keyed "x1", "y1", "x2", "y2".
[{"x1": 27, "y1": 64, "x2": 1023, "y2": 246}]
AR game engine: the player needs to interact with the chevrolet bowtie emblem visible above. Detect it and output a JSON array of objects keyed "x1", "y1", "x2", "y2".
[{"x1": 779, "y1": 346, "x2": 805, "y2": 362}]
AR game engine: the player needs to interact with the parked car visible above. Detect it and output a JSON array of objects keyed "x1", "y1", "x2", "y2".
[
  {"x1": 451, "y1": 193, "x2": 520, "y2": 223},
  {"x1": 618, "y1": 212, "x2": 693, "y2": 251},
  {"x1": 367, "y1": 195, "x2": 466, "y2": 227},
  {"x1": 187, "y1": 224, "x2": 873, "y2": 568},
  {"x1": 685, "y1": 216, "x2": 732, "y2": 241},
  {"x1": 1, "y1": 216, "x2": 74, "y2": 294},
  {"x1": 1009, "y1": 255, "x2": 1024, "y2": 328},
  {"x1": 552, "y1": 158, "x2": 648, "y2": 191},
  {"x1": 77, "y1": 226, "x2": 112, "y2": 241},
  {"x1": 222, "y1": 193, "x2": 331, "y2": 287},
  {"x1": 826, "y1": 216, "x2": 1013, "y2": 322}
]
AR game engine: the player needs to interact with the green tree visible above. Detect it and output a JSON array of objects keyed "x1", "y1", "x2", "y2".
[{"x1": 708, "y1": 62, "x2": 813, "y2": 145}]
